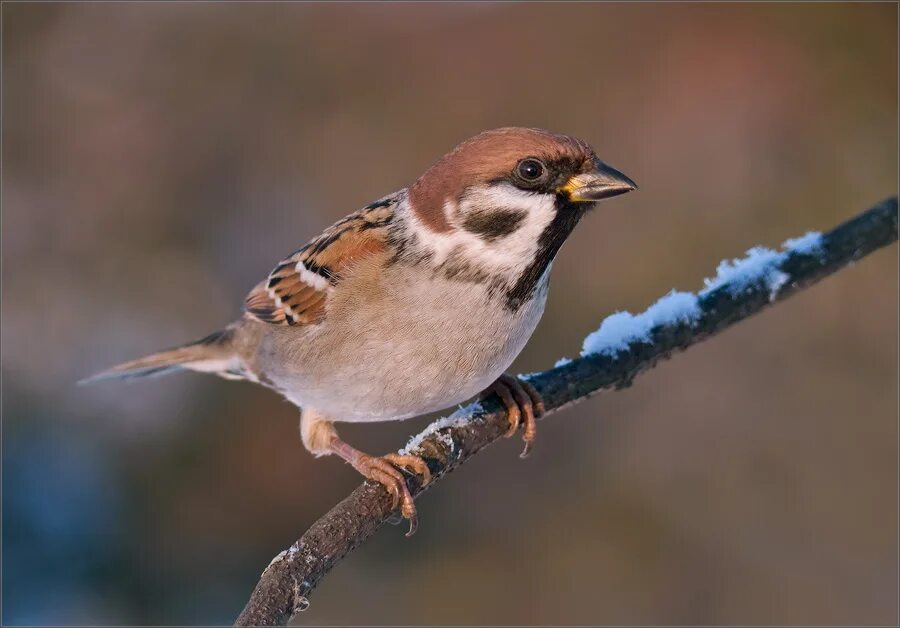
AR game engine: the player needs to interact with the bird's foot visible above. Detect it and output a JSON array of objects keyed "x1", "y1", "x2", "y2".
[
  {"x1": 481, "y1": 373, "x2": 545, "y2": 458},
  {"x1": 345, "y1": 449, "x2": 431, "y2": 537}
]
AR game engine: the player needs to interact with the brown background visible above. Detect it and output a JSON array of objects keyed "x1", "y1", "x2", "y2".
[{"x1": 2, "y1": 3, "x2": 897, "y2": 625}]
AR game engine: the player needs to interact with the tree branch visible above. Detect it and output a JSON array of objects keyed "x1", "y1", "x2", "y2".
[{"x1": 236, "y1": 196, "x2": 898, "y2": 627}]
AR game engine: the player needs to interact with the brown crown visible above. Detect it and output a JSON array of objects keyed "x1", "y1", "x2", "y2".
[{"x1": 408, "y1": 127, "x2": 595, "y2": 232}]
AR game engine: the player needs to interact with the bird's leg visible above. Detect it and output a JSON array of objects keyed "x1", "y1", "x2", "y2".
[
  {"x1": 299, "y1": 410, "x2": 431, "y2": 536},
  {"x1": 480, "y1": 373, "x2": 545, "y2": 458}
]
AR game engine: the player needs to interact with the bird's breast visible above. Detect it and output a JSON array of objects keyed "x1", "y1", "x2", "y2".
[{"x1": 258, "y1": 262, "x2": 549, "y2": 422}]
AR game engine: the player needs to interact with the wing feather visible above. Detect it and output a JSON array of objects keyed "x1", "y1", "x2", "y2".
[{"x1": 244, "y1": 194, "x2": 399, "y2": 326}]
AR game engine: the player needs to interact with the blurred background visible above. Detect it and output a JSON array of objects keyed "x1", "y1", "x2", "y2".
[{"x1": 2, "y1": 3, "x2": 897, "y2": 625}]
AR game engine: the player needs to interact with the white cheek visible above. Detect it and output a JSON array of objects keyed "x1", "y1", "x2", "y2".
[
  {"x1": 448, "y1": 184, "x2": 557, "y2": 272},
  {"x1": 403, "y1": 183, "x2": 557, "y2": 274}
]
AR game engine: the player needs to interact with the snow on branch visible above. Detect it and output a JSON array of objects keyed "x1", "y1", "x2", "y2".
[
  {"x1": 236, "y1": 196, "x2": 898, "y2": 627},
  {"x1": 574, "y1": 230, "x2": 823, "y2": 359}
]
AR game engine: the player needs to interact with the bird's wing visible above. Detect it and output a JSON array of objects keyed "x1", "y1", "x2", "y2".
[{"x1": 244, "y1": 195, "x2": 398, "y2": 326}]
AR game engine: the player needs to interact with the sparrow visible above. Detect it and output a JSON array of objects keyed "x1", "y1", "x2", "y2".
[{"x1": 85, "y1": 127, "x2": 636, "y2": 535}]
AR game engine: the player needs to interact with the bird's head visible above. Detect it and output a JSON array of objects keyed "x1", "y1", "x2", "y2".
[{"x1": 405, "y1": 127, "x2": 636, "y2": 298}]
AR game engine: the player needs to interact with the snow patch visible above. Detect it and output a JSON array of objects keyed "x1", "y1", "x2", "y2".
[
  {"x1": 783, "y1": 231, "x2": 823, "y2": 255},
  {"x1": 581, "y1": 290, "x2": 700, "y2": 357},
  {"x1": 399, "y1": 402, "x2": 480, "y2": 455},
  {"x1": 700, "y1": 232, "x2": 823, "y2": 301},
  {"x1": 699, "y1": 246, "x2": 788, "y2": 297},
  {"x1": 579, "y1": 230, "x2": 826, "y2": 359}
]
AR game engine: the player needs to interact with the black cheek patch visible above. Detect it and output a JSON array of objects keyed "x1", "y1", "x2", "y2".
[{"x1": 461, "y1": 209, "x2": 527, "y2": 241}]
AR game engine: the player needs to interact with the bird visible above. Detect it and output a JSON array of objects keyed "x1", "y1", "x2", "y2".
[{"x1": 84, "y1": 127, "x2": 636, "y2": 535}]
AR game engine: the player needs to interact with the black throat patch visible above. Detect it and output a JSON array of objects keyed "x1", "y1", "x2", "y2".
[{"x1": 505, "y1": 197, "x2": 586, "y2": 311}]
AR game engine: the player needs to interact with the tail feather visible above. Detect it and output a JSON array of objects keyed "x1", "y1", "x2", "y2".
[{"x1": 80, "y1": 328, "x2": 244, "y2": 385}]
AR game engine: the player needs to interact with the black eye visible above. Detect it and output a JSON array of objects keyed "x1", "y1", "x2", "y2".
[{"x1": 516, "y1": 158, "x2": 545, "y2": 181}]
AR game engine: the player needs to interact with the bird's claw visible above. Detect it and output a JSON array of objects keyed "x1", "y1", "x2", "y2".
[
  {"x1": 353, "y1": 452, "x2": 430, "y2": 536},
  {"x1": 481, "y1": 373, "x2": 545, "y2": 457},
  {"x1": 383, "y1": 452, "x2": 432, "y2": 487}
]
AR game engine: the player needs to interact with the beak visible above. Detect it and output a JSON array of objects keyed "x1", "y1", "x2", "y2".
[{"x1": 560, "y1": 160, "x2": 637, "y2": 202}]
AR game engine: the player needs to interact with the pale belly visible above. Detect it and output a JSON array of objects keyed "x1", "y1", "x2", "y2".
[{"x1": 253, "y1": 270, "x2": 549, "y2": 422}]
